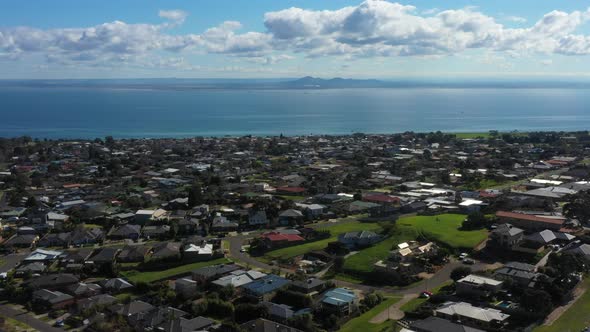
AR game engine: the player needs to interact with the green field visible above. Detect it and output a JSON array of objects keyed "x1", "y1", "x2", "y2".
[
  {"x1": 400, "y1": 280, "x2": 453, "y2": 312},
  {"x1": 398, "y1": 214, "x2": 488, "y2": 249},
  {"x1": 121, "y1": 257, "x2": 231, "y2": 283},
  {"x1": 339, "y1": 297, "x2": 402, "y2": 332},
  {"x1": 262, "y1": 217, "x2": 382, "y2": 261},
  {"x1": 534, "y1": 279, "x2": 590, "y2": 332},
  {"x1": 342, "y1": 214, "x2": 487, "y2": 273}
]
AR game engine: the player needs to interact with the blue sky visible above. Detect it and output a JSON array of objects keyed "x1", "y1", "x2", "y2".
[{"x1": 1, "y1": 0, "x2": 590, "y2": 79}]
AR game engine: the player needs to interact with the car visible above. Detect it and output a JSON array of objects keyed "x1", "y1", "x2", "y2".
[
  {"x1": 463, "y1": 258, "x2": 475, "y2": 265},
  {"x1": 459, "y1": 253, "x2": 468, "y2": 260},
  {"x1": 239, "y1": 248, "x2": 246, "y2": 253},
  {"x1": 419, "y1": 292, "x2": 430, "y2": 299}
]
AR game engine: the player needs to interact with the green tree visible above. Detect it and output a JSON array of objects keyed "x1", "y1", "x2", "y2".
[{"x1": 450, "y1": 266, "x2": 471, "y2": 281}]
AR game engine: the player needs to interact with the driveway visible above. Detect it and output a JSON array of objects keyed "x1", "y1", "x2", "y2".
[{"x1": 0, "y1": 304, "x2": 63, "y2": 332}]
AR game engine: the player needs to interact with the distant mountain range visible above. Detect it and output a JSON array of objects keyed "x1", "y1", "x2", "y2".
[{"x1": 2, "y1": 76, "x2": 590, "y2": 90}]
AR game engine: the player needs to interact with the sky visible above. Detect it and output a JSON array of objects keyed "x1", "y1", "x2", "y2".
[{"x1": 1, "y1": 0, "x2": 590, "y2": 79}]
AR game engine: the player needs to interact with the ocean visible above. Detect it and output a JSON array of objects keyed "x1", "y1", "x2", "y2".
[{"x1": 0, "y1": 87, "x2": 589, "y2": 139}]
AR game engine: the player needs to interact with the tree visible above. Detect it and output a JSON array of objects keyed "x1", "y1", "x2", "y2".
[
  {"x1": 25, "y1": 196, "x2": 38, "y2": 208},
  {"x1": 234, "y1": 303, "x2": 268, "y2": 323},
  {"x1": 188, "y1": 182, "x2": 204, "y2": 207},
  {"x1": 521, "y1": 289, "x2": 552, "y2": 315},
  {"x1": 450, "y1": 266, "x2": 471, "y2": 281},
  {"x1": 564, "y1": 190, "x2": 590, "y2": 225},
  {"x1": 461, "y1": 212, "x2": 490, "y2": 230}
]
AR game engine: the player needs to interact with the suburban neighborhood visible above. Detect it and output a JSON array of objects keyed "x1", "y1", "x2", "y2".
[{"x1": 0, "y1": 131, "x2": 590, "y2": 332}]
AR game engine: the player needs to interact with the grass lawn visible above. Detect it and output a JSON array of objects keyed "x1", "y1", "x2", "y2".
[
  {"x1": 277, "y1": 195, "x2": 307, "y2": 202},
  {"x1": 83, "y1": 223, "x2": 102, "y2": 229},
  {"x1": 0, "y1": 314, "x2": 36, "y2": 331},
  {"x1": 397, "y1": 214, "x2": 488, "y2": 249},
  {"x1": 342, "y1": 214, "x2": 487, "y2": 274},
  {"x1": 534, "y1": 279, "x2": 590, "y2": 332},
  {"x1": 343, "y1": 227, "x2": 418, "y2": 273},
  {"x1": 261, "y1": 217, "x2": 382, "y2": 261},
  {"x1": 339, "y1": 297, "x2": 402, "y2": 332},
  {"x1": 400, "y1": 280, "x2": 453, "y2": 312},
  {"x1": 121, "y1": 257, "x2": 231, "y2": 283}
]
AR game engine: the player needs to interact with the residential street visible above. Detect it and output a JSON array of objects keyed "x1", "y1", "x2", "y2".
[{"x1": 0, "y1": 304, "x2": 62, "y2": 332}]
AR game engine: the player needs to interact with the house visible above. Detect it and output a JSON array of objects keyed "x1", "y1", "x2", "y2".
[
  {"x1": 158, "y1": 316, "x2": 215, "y2": 332},
  {"x1": 3, "y1": 234, "x2": 38, "y2": 248},
  {"x1": 338, "y1": 230, "x2": 382, "y2": 248},
  {"x1": 435, "y1": 301, "x2": 510, "y2": 329},
  {"x1": 100, "y1": 278, "x2": 134, "y2": 293},
  {"x1": 65, "y1": 282, "x2": 102, "y2": 298},
  {"x1": 38, "y1": 232, "x2": 70, "y2": 247},
  {"x1": 134, "y1": 209, "x2": 167, "y2": 224},
  {"x1": 493, "y1": 262, "x2": 540, "y2": 287},
  {"x1": 178, "y1": 218, "x2": 199, "y2": 234},
  {"x1": 191, "y1": 263, "x2": 241, "y2": 284},
  {"x1": 183, "y1": 243, "x2": 214, "y2": 261},
  {"x1": 278, "y1": 209, "x2": 304, "y2": 226},
  {"x1": 86, "y1": 247, "x2": 119, "y2": 265},
  {"x1": 276, "y1": 186, "x2": 306, "y2": 195},
  {"x1": 363, "y1": 194, "x2": 400, "y2": 206},
  {"x1": 24, "y1": 249, "x2": 63, "y2": 262},
  {"x1": 45, "y1": 212, "x2": 70, "y2": 229},
  {"x1": 24, "y1": 273, "x2": 80, "y2": 290},
  {"x1": 495, "y1": 211, "x2": 565, "y2": 231},
  {"x1": 291, "y1": 277, "x2": 326, "y2": 295},
  {"x1": 566, "y1": 243, "x2": 590, "y2": 261},
  {"x1": 261, "y1": 301, "x2": 295, "y2": 322},
  {"x1": 456, "y1": 274, "x2": 504, "y2": 297},
  {"x1": 348, "y1": 200, "x2": 381, "y2": 213},
  {"x1": 489, "y1": 224, "x2": 524, "y2": 248},
  {"x1": 60, "y1": 249, "x2": 93, "y2": 266},
  {"x1": 77, "y1": 294, "x2": 117, "y2": 312},
  {"x1": 248, "y1": 210, "x2": 268, "y2": 226},
  {"x1": 108, "y1": 224, "x2": 141, "y2": 240},
  {"x1": 241, "y1": 274, "x2": 291, "y2": 301},
  {"x1": 260, "y1": 232, "x2": 305, "y2": 249},
  {"x1": 524, "y1": 229, "x2": 557, "y2": 246},
  {"x1": 151, "y1": 242, "x2": 181, "y2": 261},
  {"x1": 32, "y1": 289, "x2": 75, "y2": 310},
  {"x1": 295, "y1": 203, "x2": 326, "y2": 219},
  {"x1": 175, "y1": 278, "x2": 198, "y2": 299},
  {"x1": 110, "y1": 300, "x2": 154, "y2": 318},
  {"x1": 212, "y1": 272, "x2": 254, "y2": 288},
  {"x1": 69, "y1": 226, "x2": 104, "y2": 245},
  {"x1": 241, "y1": 318, "x2": 303, "y2": 332},
  {"x1": 409, "y1": 316, "x2": 486, "y2": 332},
  {"x1": 117, "y1": 245, "x2": 150, "y2": 263},
  {"x1": 321, "y1": 288, "x2": 358, "y2": 315},
  {"x1": 15, "y1": 262, "x2": 47, "y2": 276},
  {"x1": 211, "y1": 215, "x2": 239, "y2": 232},
  {"x1": 141, "y1": 225, "x2": 171, "y2": 240},
  {"x1": 129, "y1": 306, "x2": 188, "y2": 331}
]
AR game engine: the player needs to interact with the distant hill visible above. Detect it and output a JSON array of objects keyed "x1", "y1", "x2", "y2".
[{"x1": 282, "y1": 76, "x2": 387, "y2": 88}]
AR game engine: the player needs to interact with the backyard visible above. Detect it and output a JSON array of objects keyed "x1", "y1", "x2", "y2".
[
  {"x1": 120, "y1": 257, "x2": 231, "y2": 283},
  {"x1": 342, "y1": 214, "x2": 487, "y2": 274},
  {"x1": 339, "y1": 296, "x2": 402, "y2": 332},
  {"x1": 260, "y1": 216, "x2": 382, "y2": 262}
]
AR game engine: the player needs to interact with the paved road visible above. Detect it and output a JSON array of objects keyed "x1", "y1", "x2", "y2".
[
  {"x1": 0, "y1": 252, "x2": 28, "y2": 273},
  {"x1": 0, "y1": 304, "x2": 63, "y2": 332}
]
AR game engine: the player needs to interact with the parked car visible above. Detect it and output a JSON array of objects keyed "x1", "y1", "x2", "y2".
[{"x1": 463, "y1": 258, "x2": 475, "y2": 265}]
